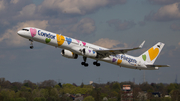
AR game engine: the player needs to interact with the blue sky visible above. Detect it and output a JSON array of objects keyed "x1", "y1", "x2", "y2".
[{"x1": 0, "y1": 0, "x2": 180, "y2": 85}]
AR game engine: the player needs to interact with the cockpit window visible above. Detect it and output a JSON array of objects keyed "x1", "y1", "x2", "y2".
[{"x1": 22, "y1": 29, "x2": 29, "y2": 31}]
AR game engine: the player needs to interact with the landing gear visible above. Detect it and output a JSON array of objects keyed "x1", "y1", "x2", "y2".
[
  {"x1": 30, "y1": 46, "x2": 34, "y2": 49},
  {"x1": 81, "y1": 57, "x2": 89, "y2": 67},
  {"x1": 29, "y1": 39, "x2": 33, "y2": 49},
  {"x1": 93, "y1": 60, "x2": 100, "y2": 66},
  {"x1": 81, "y1": 62, "x2": 88, "y2": 67},
  {"x1": 81, "y1": 57, "x2": 101, "y2": 67}
]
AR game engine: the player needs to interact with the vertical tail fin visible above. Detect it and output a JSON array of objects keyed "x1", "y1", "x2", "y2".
[{"x1": 139, "y1": 42, "x2": 165, "y2": 65}]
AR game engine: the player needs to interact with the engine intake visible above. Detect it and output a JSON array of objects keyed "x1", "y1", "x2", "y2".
[{"x1": 61, "y1": 49, "x2": 78, "y2": 59}]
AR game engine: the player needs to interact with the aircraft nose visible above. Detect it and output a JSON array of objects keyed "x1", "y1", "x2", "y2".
[{"x1": 17, "y1": 30, "x2": 23, "y2": 36}]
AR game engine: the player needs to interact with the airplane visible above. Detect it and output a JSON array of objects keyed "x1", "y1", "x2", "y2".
[{"x1": 17, "y1": 27, "x2": 169, "y2": 70}]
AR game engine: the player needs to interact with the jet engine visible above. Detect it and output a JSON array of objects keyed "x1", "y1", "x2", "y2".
[
  {"x1": 82, "y1": 48, "x2": 97, "y2": 58},
  {"x1": 61, "y1": 49, "x2": 78, "y2": 59}
]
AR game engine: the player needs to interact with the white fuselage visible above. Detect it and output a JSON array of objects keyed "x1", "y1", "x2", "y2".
[{"x1": 17, "y1": 27, "x2": 156, "y2": 70}]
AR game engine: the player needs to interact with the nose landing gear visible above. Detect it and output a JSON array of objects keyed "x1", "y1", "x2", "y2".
[{"x1": 29, "y1": 39, "x2": 33, "y2": 49}]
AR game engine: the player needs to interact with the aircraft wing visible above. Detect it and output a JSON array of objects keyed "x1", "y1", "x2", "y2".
[{"x1": 94, "y1": 41, "x2": 145, "y2": 58}]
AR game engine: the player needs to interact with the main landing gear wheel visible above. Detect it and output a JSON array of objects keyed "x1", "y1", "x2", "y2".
[
  {"x1": 30, "y1": 46, "x2": 34, "y2": 49},
  {"x1": 81, "y1": 57, "x2": 89, "y2": 67},
  {"x1": 29, "y1": 39, "x2": 34, "y2": 49},
  {"x1": 93, "y1": 61, "x2": 100, "y2": 66},
  {"x1": 81, "y1": 62, "x2": 89, "y2": 67}
]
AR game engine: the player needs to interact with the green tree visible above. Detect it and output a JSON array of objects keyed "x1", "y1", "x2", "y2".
[
  {"x1": 23, "y1": 80, "x2": 37, "y2": 89},
  {"x1": 167, "y1": 83, "x2": 177, "y2": 93},
  {"x1": 133, "y1": 87, "x2": 141, "y2": 100},
  {"x1": 54, "y1": 84, "x2": 61, "y2": 89},
  {"x1": 112, "y1": 82, "x2": 120, "y2": 91},
  {"x1": 34, "y1": 97, "x2": 46, "y2": 101},
  {"x1": 170, "y1": 89, "x2": 180, "y2": 101},
  {"x1": 80, "y1": 82, "x2": 84, "y2": 88},
  {"x1": 39, "y1": 89, "x2": 49, "y2": 98},
  {"x1": 32, "y1": 89, "x2": 40, "y2": 98},
  {"x1": 91, "y1": 87, "x2": 101, "y2": 101},
  {"x1": 49, "y1": 88, "x2": 59, "y2": 98},
  {"x1": 0, "y1": 89, "x2": 16, "y2": 101},
  {"x1": 14, "y1": 97, "x2": 26, "y2": 101},
  {"x1": 83, "y1": 96, "x2": 95, "y2": 101},
  {"x1": 162, "y1": 97, "x2": 171, "y2": 101},
  {"x1": 20, "y1": 86, "x2": 33, "y2": 101},
  {"x1": 63, "y1": 83, "x2": 76, "y2": 89},
  {"x1": 112, "y1": 82, "x2": 121, "y2": 100}
]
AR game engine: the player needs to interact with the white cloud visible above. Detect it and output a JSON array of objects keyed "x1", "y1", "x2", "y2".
[
  {"x1": 10, "y1": 0, "x2": 19, "y2": 4},
  {"x1": 0, "y1": 0, "x2": 6, "y2": 11},
  {"x1": 166, "y1": 44, "x2": 180, "y2": 58},
  {"x1": 155, "y1": 2, "x2": 180, "y2": 19},
  {"x1": 38, "y1": 0, "x2": 126, "y2": 15},
  {"x1": 55, "y1": 18, "x2": 96, "y2": 37},
  {"x1": 0, "y1": 54, "x2": 5, "y2": 59},
  {"x1": 138, "y1": 21, "x2": 146, "y2": 26},
  {"x1": 49, "y1": 18, "x2": 78, "y2": 25},
  {"x1": 93, "y1": 38, "x2": 128, "y2": 49},
  {"x1": 107, "y1": 19, "x2": 136, "y2": 31},
  {"x1": 19, "y1": 4, "x2": 36, "y2": 17},
  {"x1": 0, "y1": 20, "x2": 48, "y2": 46},
  {"x1": 145, "y1": 2, "x2": 180, "y2": 21},
  {"x1": 148, "y1": 0, "x2": 179, "y2": 5},
  {"x1": 69, "y1": 18, "x2": 95, "y2": 34},
  {"x1": 170, "y1": 23, "x2": 180, "y2": 31}
]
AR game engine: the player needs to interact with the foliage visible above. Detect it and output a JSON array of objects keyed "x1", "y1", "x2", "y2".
[
  {"x1": 83, "y1": 96, "x2": 95, "y2": 101},
  {"x1": 0, "y1": 78, "x2": 180, "y2": 101},
  {"x1": 62, "y1": 83, "x2": 92, "y2": 94},
  {"x1": 34, "y1": 97, "x2": 46, "y2": 101}
]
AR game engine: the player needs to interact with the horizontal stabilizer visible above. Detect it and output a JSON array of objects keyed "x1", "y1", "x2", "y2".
[{"x1": 146, "y1": 65, "x2": 170, "y2": 68}]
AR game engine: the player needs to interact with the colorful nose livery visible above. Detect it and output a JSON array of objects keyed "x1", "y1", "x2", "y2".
[{"x1": 30, "y1": 28, "x2": 37, "y2": 37}]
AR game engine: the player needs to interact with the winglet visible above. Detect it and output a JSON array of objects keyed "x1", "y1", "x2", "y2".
[
  {"x1": 134, "y1": 41, "x2": 145, "y2": 49},
  {"x1": 139, "y1": 41, "x2": 145, "y2": 48}
]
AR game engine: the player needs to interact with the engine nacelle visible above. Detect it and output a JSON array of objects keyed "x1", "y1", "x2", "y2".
[
  {"x1": 61, "y1": 49, "x2": 78, "y2": 59},
  {"x1": 82, "y1": 48, "x2": 97, "y2": 58}
]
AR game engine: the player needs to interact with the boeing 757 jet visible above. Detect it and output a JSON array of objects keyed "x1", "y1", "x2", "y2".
[{"x1": 17, "y1": 27, "x2": 169, "y2": 70}]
